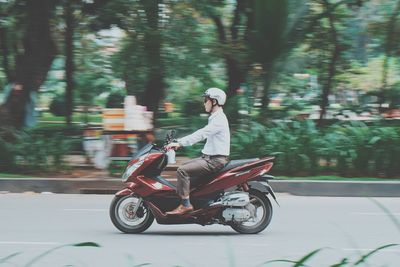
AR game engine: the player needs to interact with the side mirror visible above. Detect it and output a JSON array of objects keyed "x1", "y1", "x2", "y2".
[{"x1": 165, "y1": 130, "x2": 176, "y2": 144}]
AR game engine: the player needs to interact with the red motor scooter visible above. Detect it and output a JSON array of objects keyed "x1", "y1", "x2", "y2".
[{"x1": 109, "y1": 131, "x2": 278, "y2": 234}]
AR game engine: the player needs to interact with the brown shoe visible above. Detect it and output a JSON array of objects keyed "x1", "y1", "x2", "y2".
[{"x1": 165, "y1": 204, "x2": 194, "y2": 216}]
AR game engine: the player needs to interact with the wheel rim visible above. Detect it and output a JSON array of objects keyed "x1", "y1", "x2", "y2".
[
  {"x1": 115, "y1": 196, "x2": 150, "y2": 229},
  {"x1": 237, "y1": 194, "x2": 269, "y2": 229}
]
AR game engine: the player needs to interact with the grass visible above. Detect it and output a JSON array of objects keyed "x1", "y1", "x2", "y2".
[
  {"x1": 0, "y1": 173, "x2": 31, "y2": 178},
  {"x1": 38, "y1": 112, "x2": 102, "y2": 124}
]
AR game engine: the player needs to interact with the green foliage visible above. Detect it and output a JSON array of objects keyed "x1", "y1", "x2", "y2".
[
  {"x1": 0, "y1": 137, "x2": 15, "y2": 171},
  {"x1": 229, "y1": 120, "x2": 400, "y2": 177},
  {"x1": 369, "y1": 126, "x2": 400, "y2": 176},
  {"x1": 49, "y1": 95, "x2": 67, "y2": 116},
  {"x1": 13, "y1": 130, "x2": 73, "y2": 172},
  {"x1": 323, "y1": 122, "x2": 400, "y2": 176},
  {"x1": 180, "y1": 82, "x2": 207, "y2": 117},
  {"x1": 230, "y1": 121, "x2": 323, "y2": 175},
  {"x1": 386, "y1": 82, "x2": 400, "y2": 108},
  {"x1": 106, "y1": 91, "x2": 125, "y2": 108}
]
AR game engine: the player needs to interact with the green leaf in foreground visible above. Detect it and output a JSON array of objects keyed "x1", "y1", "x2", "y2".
[
  {"x1": 260, "y1": 248, "x2": 325, "y2": 266},
  {"x1": 259, "y1": 259, "x2": 300, "y2": 266},
  {"x1": 292, "y1": 248, "x2": 325, "y2": 267},
  {"x1": 72, "y1": 242, "x2": 101, "y2": 248},
  {"x1": 0, "y1": 252, "x2": 22, "y2": 264},
  {"x1": 370, "y1": 198, "x2": 400, "y2": 233},
  {"x1": 353, "y1": 244, "x2": 399, "y2": 266},
  {"x1": 330, "y1": 257, "x2": 349, "y2": 267},
  {"x1": 24, "y1": 242, "x2": 101, "y2": 267}
]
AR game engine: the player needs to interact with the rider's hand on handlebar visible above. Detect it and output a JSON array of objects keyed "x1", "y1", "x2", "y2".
[{"x1": 166, "y1": 142, "x2": 181, "y2": 150}]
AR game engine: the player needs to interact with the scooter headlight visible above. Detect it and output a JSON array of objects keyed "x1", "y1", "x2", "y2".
[{"x1": 122, "y1": 160, "x2": 144, "y2": 182}]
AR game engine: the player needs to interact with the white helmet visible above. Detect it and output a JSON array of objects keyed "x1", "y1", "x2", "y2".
[{"x1": 202, "y1": 87, "x2": 227, "y2": 106}]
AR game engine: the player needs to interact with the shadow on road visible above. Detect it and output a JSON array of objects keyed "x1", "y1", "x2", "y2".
[
  {"x1": 141, "y1": 231, "x2": 239, "y2": 236},
  {"x1": 107, "y1": 231, "x2": 241, "y2": 236}
]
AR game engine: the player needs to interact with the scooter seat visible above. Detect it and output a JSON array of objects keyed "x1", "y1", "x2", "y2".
[
  {"x1": 190, "y1": 158, "x2": 259, "y2": 188},
  {"x1": 219, "y1": 158, "x2": 260, "y2": 173}
]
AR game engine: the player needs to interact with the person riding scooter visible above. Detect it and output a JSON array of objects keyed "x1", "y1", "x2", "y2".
[{"x1": 165, "y1": 88, "x2": 230, "y2": 215}]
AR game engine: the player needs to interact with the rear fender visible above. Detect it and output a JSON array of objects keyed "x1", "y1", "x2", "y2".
[{"x1": 248, "y1": 175, "x2": 279, "y2": 206}]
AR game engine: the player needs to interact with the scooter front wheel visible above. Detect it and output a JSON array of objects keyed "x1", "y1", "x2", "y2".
[{"x1": 110, "y1": 195, "x2": 154, "y2": 234}]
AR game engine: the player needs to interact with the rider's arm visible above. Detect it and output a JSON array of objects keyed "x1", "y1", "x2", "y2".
[{"x1": 178, "y1": 121, "x2": 221, "y2": 147}]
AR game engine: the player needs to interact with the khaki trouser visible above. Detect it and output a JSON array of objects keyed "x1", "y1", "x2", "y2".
[{"x1": 177, "y1": 154, "x2": 229, "y2": 198}]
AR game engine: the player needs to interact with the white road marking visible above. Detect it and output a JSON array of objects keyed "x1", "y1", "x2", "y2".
[
  {"x1": 342, "y1": 248, "x2": 400, "y2": 253},
  {"x1": 63, "y1": 209, "x2": 108, "y2": 212},
  {"x1": 0, "y1": 241, "x2": 60, "y2": 246},
  {"x1": 351, "y1": 212, "x2": 400, "y2": 216}
]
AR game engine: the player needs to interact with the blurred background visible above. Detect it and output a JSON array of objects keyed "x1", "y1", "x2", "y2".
[{"x1": 0, "y1": 0, "x2": 399, "y2": 178}]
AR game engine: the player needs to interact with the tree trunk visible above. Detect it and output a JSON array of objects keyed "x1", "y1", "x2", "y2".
[
  {"x1": 226, "y1": 56, "x2": 244, "y2": 99},
  {"x1": 211, "y1": 0, "x2": 246, "y2": 100},
  {"x1": 226, "y1": 0, "x2": 246, "y2": 99},
  {"x1": 65, "y1": 0, "x2": 75, "y2": 125},
  {"x1": 318, "y1": 0, "x2": 340, "y2": 126},
  {"x1": 0, "y1": 26, "x2": 14, "y2": 83},
  {"x1": 380, "y1": 0, "x2": 400, "y2": 108},
  {"x1": 259, "y1": 63, "x2": 274, "y2": 122},
  {"x1": 142, "y1": 0, "x2": 164, "y2": 121},
  {"x1": 0, "y1": 0, "x2": 56, "y2": 128}
]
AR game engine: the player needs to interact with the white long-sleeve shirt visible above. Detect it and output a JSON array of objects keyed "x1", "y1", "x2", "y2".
[{"x1": 178, "y1": 108, "x2": 230, "y2": 156}]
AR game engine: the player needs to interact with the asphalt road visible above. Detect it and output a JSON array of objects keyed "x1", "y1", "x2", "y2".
[{"x1": 0, "y1": 193, "x2": 399, "y2": 267}]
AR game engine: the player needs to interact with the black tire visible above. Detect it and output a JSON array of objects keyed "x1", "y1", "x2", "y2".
[
  {"x1": 230, "y1": 190, "x2": 273, "y2": 234},
  {"x1": 110, "y1": 195, "x2": 154, "y2": 234}
]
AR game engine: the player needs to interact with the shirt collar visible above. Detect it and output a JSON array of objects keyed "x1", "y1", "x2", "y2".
[{"x1": 209, "y1": 107, "x2": 223, "y2": 121}]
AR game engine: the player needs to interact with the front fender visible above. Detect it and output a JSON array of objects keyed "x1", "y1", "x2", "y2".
[
  {"x1": 248, "y1": 175, "x2": 279, "y2": 206},
  {"x1": 115, "y1": 188, "x2": 133, "y2": 196}
]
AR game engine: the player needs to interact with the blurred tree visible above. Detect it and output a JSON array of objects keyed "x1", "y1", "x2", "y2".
[
  {"x1": 0, "y1": 0, "x2": 20, "y2": 84},
  {"x1": 74, "y1": 36, "x2": 115, "y2": 122},
  {"x1": 140, "y1": 0, "x2": 164, "y2": 115},
  {"x1": 283, "y1": 0, "x2": 365, "y2": 124},
  {"x1": 0, "y1": 0, "x2": 57, "y2": 128},
  {"x1": 90, "y1": 0, "x2": 219, "y2": 120},
  {"x1": 85, "y1": 0, "x2": 165, "y2": 118},
  {"x1": 63, "y1": 0, "x2": 115, "y2": 124},
  {"x1": 246, "y1": 0, "x2": 288, "y2": 120},
  {"x1": 193, "y1": 0, "x2": 287, "y2": 98},
  {"x1": 191, "y1": 0, "x2": 248, "y2": 124},
  {"x1": 380, "y1": 0, "x2": 400, "y2": 108},
  {"x1": 318, "y1": 0, "x2": 342, "y2": 124},
  {"x1": 64, "y1": 0, "x2": 77, "y2": 125}
]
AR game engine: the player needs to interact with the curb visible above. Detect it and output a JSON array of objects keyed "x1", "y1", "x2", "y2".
[
  {"x1": 1, "y1": 178, "x2": 400, "y2": 197},
  {"x1": 269, "y1": 180, "x2": 400, "y2": 197}
]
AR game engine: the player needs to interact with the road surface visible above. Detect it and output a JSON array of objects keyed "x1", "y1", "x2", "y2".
[{"x1": 0, "y1": 193, "x2": 399, "y2": 266}]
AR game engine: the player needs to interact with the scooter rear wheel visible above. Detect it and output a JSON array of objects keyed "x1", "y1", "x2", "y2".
[
  {"x1": 110, "y1": 195, "x2": 154, "y2": 234},
  {"x1": 230, "y1": 190, "x2": 273, "y2": 234}
]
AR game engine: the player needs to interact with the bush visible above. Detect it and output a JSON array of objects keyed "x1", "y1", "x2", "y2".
[
  {"x1": 14, "y1": 130, "x2": 72, "y2": 172},
  {"x1": 228, "y1": 120, "x2": 400, "y2": 177},
  {"x1": 371, "y1": 126, "x2": 400, "y2": 177},
  {"x1": 0, "y1": 137, "x2": 16, "y2": 171},
  {"x1": 230, "y1": 121, "x2": 323, "y2": 175}
]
